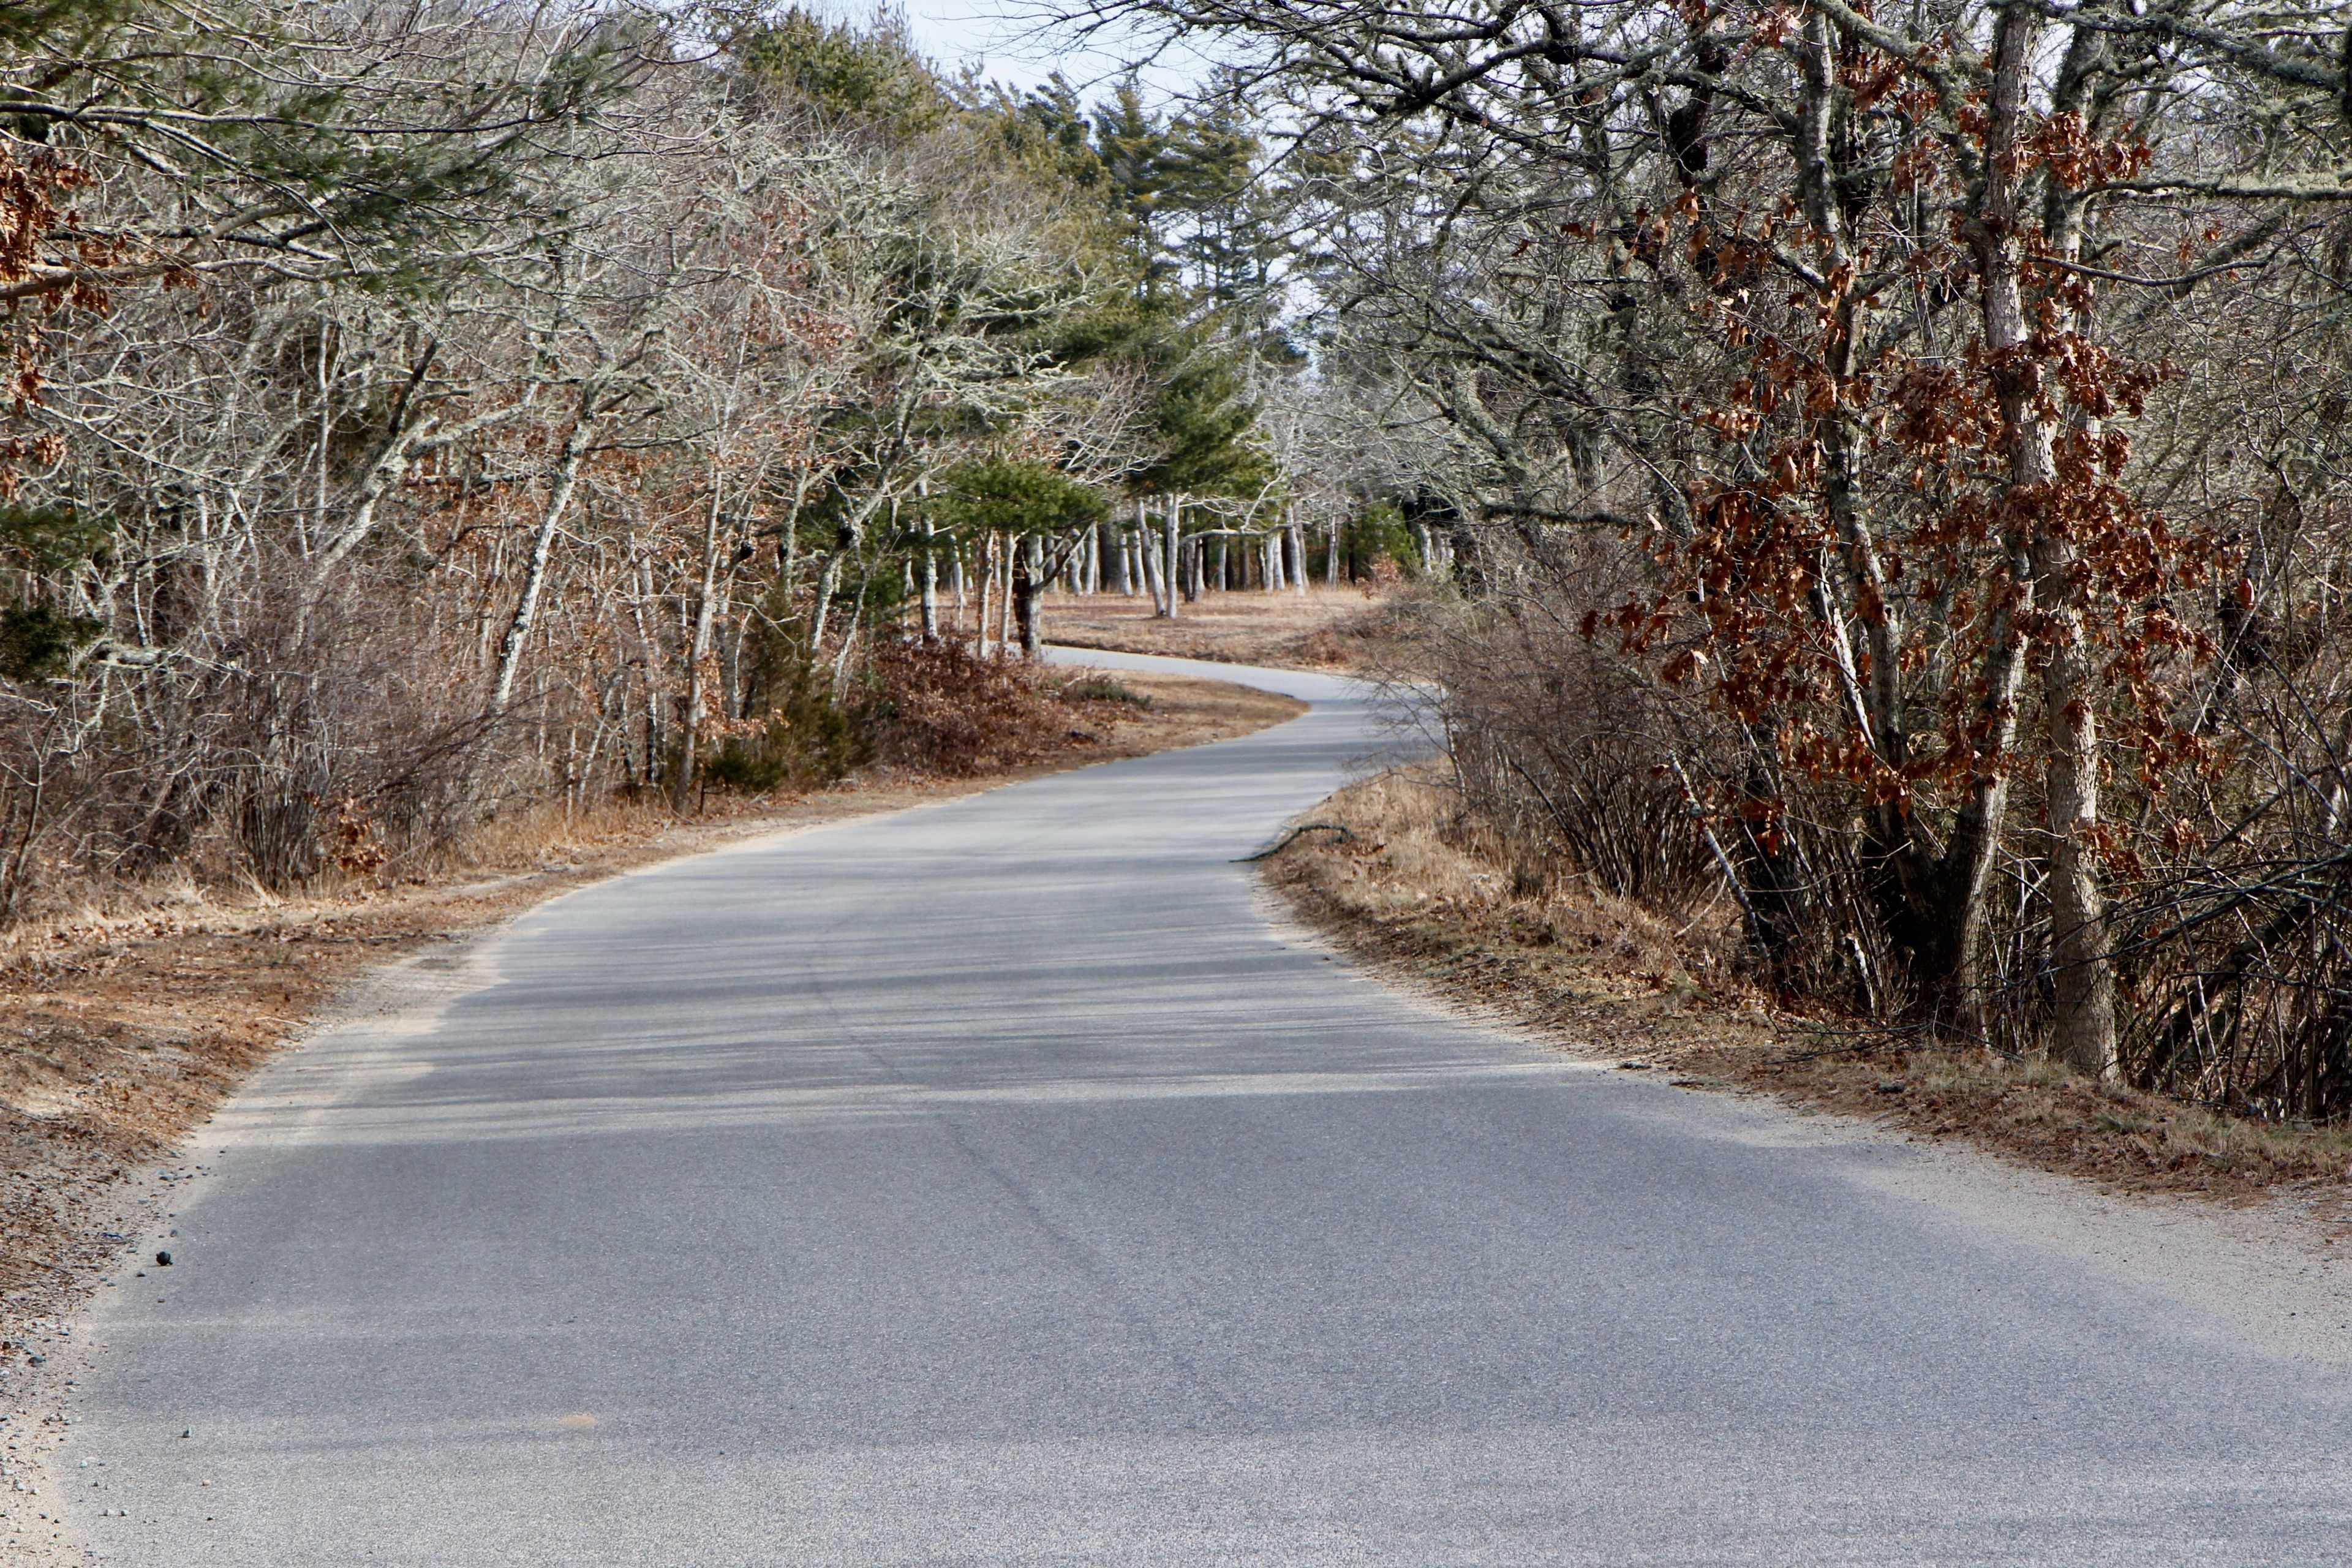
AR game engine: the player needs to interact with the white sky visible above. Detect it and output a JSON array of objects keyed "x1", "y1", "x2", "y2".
[{"x1": 890, "y1": 1, "x2": 1213, "y2": 100}]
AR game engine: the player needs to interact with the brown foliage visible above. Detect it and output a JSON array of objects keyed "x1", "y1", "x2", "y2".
[{"x1": 863, "y1": 638, "x2": 1090, "y2": 778}]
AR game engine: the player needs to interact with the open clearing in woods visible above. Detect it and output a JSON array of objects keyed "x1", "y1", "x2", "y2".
[{"x1": 1038, "y1": 584, "x2": 1406, "y2": 671}]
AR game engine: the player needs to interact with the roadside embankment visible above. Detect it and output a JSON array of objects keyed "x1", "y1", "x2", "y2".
[{"x1": 1262, "y1": 763, "x2": 2352, "y2": 1208}]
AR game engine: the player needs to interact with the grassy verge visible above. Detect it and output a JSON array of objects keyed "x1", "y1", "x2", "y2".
[{"x1": 1264, "y1": 764, "x2": 2352, "y2": 1202}]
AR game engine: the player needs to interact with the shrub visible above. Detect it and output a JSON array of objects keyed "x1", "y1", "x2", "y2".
[
  {"x1": 1061, "y1": 677, "x2": 1150, "y2": 706},
  {"x1": 699, "y1": 665, "x2": 865, "y2": 793},
  {"x1": 862, "y1": 638, "x2": 1069, "y2": 777}
]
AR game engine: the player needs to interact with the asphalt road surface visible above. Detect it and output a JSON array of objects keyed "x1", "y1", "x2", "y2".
[{"x1": 56, "y1": 650, "x2": 2352, "y2": 1565}]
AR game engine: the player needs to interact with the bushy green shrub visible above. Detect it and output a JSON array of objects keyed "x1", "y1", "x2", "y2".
[
  {"x1": 1060, "y1": 677, "x2": 1150, "y2": 706},
  {"x1": 1343, "y1": 502, "x2": 1416, "y2": 581},
  {"x1": 699, "y1": 666, "x2": 865, "y2": 793}
]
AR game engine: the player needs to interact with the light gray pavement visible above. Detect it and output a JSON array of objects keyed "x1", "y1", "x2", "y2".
[{"x1": 51, "y1": 649, "x2": 2352, "y2": 1565}]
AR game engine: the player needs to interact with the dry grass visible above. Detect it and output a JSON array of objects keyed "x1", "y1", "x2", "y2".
[
  {"x1": 1039, "y1": 583, "x2": 1411, "y2": 671},
  {"x1": 1266, "y1": 762, "x2": 2352, "y2": 1202},
  {"x1": 0, "y1": 668, "x2": 1302, "y2": 1339}
]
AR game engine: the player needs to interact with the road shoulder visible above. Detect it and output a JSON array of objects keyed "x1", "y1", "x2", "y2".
[{"x1": 1254, "y1": 764, "x2": 2352, "y2": 1368}]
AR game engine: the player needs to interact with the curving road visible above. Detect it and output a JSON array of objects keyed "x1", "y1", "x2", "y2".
[{"x1": 56, "y1": 651, "x2": 2352, "y2": 1564}]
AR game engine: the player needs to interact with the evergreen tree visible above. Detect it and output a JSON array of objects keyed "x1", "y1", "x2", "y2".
[{"x1": 726, "y1": 6, "x2": 949, "y2": 135}]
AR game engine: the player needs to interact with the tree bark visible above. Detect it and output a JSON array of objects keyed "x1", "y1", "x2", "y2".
[
  {"x1": 489, "y1": 407, "x2": 597, "y2": 717},
  {"x1": 2034, "y1": 537, "x2": 2118, "y2": 1076},
  {"x1": 807, "y1": 490, "x2": 887, "y2": 654},
  {"x1": 976, "y1": 530, "x2": 997, "y2": 656},
  {"x1": 1976, "y1": 2, "x2": 2117, "y2": 1075},
  {"x1": 919, "y1": 514, "x2": 939, "y2": 641},
  {"x1": 1014, "y1": 533, "x2": 1046, "y2": 657},
  {"x1": 998, "y1": 533, "x2": 1017, "y2": 650},
  {"x1": 1161, "y1": 496, "x2": 1182, "y2": 617},
  {"x1": 1142, "y1": 519, "x2": 1166, "y2": 611},
  {"x1": 673, "y1": 479, "x2": 732, "y2": 813}
]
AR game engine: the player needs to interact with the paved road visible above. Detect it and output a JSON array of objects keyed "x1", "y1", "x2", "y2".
[{"x1": 56, "y1": 651, "x2": 2352, "y2": 1565}]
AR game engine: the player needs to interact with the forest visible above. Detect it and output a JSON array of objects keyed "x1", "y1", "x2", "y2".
[
  {"x1": 7, "y1": 0, "x2": 2352, "y2": 1126},
  {"x1": 0, "y1": 3, "x2": 1330, "y2": 889}
]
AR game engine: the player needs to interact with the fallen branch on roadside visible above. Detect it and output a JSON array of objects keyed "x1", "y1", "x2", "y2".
[{"x1": 1235, "y1": 823, "x2": 1354, "y2": 862}]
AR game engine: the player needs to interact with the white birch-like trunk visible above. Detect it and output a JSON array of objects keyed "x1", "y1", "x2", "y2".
[
  {"x1": 489, "y1": 410, "x2": 597, "y2": 717},
  {"x1": 977, "y1": 532, "x2": 997, "y2": 655},
  {"x1": 673, "y1": 483, "x2": 728, "y2": 812},
  {"x1": 1140, "y1": 502, "x2": 1168, "y2": 614},
  {"x1": 1162, "y1": 497, "x2": 1182, "y2": 617},
  {"x1": 998, "y1": 533, "x2": 1017, "y2": 649},
  {"x1": 919, "y1": 514, "x2": 939, "y2": 641}
]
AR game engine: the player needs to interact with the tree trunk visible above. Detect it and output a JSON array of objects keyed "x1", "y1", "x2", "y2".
[
  {"x1": 919, "y1": 514, "x2": 939, "y2": 640},
  {"x1": 807, "y1": 490, "x2": 886, "y2": 655},
  {"x1": 2034, "y1": 535, "x2": 2118, "y2": 1076},
  {"x1": 489, "y1": 409, "x2": 597, "y2": 717},
  {"x1": 1014, "y1": 534, "x2": 1045, "y2": 657},
  {"x1": 673, "y1": 483, "x2": 728, "y2": 813},
  {"x1": 976, "y1": 531, "x2": 997, "y2": 656},
  {"x1": 1142, "y1": 517, "x2": 1166, "y2": 612},
  {"x1": 998, "y1": 534, "x2": 1017, "y2": 650},
  {"x1": 809, "y1": 552, "x2": 843, "y2": 654},
  {"x1": 1160, "y1": 498, "x2": 1181, "y2": 618},
  {"x1": 1976, "y1": 3, "x2": 2116, "y2": 1074}
]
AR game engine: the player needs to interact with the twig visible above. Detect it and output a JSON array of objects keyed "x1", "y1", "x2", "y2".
[{"x1": 1234, "y1": 823, "x2": 1354, "y2": 862}]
